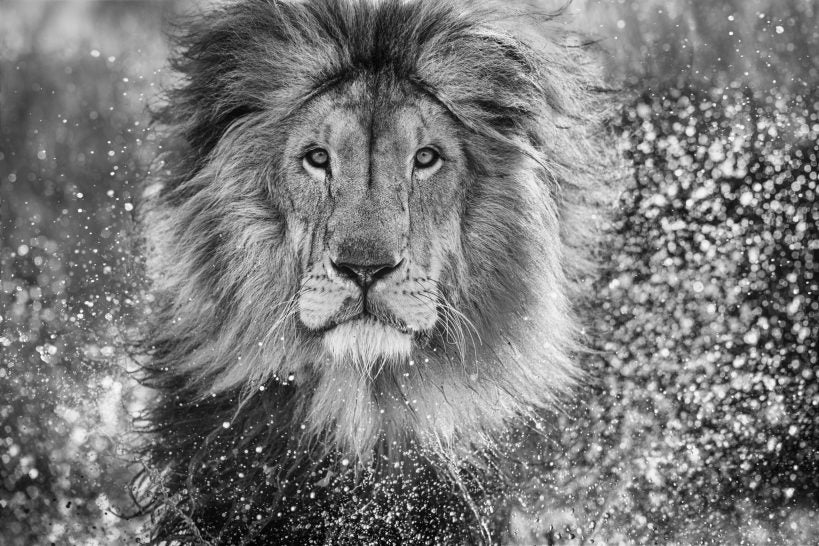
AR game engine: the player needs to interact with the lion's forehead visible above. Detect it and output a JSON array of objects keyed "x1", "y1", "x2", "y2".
[{"x1": 294, "y1": 89, "x2": 455, "y2": 161}]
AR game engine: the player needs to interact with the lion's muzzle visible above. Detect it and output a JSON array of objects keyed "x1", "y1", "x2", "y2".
[{"x1": 298, "y1": 255, "x2": 439, "y2": 366}]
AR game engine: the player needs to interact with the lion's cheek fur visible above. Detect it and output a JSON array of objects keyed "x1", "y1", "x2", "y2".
[{"x1": 455, "y1": 167, "x2": 581, "y2": 400}]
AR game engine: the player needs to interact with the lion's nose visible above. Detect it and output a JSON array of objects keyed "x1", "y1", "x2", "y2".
[{"x1": 329, "y1": 258, "x2": 403, "y2": 289}]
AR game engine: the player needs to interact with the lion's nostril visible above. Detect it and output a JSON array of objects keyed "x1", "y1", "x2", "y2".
[{"x1": 330, "y1": 258, "x2": 403, "y2": 289}]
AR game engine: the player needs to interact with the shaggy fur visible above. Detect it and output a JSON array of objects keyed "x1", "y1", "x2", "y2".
[{"x1": 137, "y1": 0, "x2": 616, "y2": 543}]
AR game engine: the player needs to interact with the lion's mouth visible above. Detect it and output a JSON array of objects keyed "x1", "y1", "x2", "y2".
[
  {"x1": 321, "y1": 314, "x2": 415, "y2": 365},
  {"x1": 328, "y1": 312, "x2": 412, "y2": 335},
  {"x1": 308, "y1": 301, "x2": 414, "y2": 335}
]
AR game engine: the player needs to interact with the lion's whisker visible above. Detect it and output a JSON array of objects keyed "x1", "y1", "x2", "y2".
[
  {"x1": 409, "y1": 291, "x2": 467, "y2": 369},
  {"x1": 414, "y1": 288, "x2": 480, "y2": 372},
  {"x1": 433, "y1": 282, "x2": 482, "y2": 347}
]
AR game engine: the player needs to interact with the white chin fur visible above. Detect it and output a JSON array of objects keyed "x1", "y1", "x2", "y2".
[{"x1": 323, "y1": 317, "x2": 412, "y2": 370}]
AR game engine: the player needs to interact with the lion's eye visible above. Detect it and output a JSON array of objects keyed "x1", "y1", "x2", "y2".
[
  {"x1": 414, "y1": 147, "x2": 440, "y2": 169},
  {"x1": 304, "y1": 148, "x2": 330, "y2": 169}
]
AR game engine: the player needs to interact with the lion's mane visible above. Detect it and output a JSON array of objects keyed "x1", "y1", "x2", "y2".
[{"x1": 137, "y1": 0, "x2": 615, "y2": 543}]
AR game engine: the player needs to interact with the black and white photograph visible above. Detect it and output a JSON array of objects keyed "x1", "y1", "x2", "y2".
[{"x1": 1, "y1": 0, "x2": 817, "y2": 544}]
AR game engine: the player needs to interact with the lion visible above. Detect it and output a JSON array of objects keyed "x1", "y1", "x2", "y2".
[{"x1": 137, "y1": 0, "x2": 615, "y2": 543}]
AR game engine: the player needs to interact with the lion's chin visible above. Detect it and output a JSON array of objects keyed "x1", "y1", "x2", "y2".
[{"x1": 322, "y1": 316, "x2": 412, "y2": 369}]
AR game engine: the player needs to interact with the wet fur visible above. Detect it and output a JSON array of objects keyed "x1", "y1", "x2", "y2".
[{"x1": 137, "y1": 0, "x2": 616, "y2": 543}]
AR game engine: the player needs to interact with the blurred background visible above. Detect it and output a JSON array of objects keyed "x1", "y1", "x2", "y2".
[{"x1": 0, "y1": 1, "x2": 817, "y2": 544}]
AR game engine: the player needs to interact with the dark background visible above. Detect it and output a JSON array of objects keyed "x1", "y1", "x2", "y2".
[{"x1": 1, "y1": 1, "x2": 817, "y2": 544}]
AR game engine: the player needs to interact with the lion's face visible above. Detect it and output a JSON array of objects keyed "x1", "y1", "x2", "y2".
[
  {"x1": 287, "y1": 82, "x2": 461, "y2": 369},
  {"x1": 145, "y1": 0, "x2": 610, "y2": 466}
]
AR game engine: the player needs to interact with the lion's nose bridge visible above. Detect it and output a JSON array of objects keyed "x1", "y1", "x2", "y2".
[
  {"x1": 328, "y1": 114, "x2": 408, "y2": 268},
  {"x1": 328, "y1": 200, "x2": 405, "y2": 268}
]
